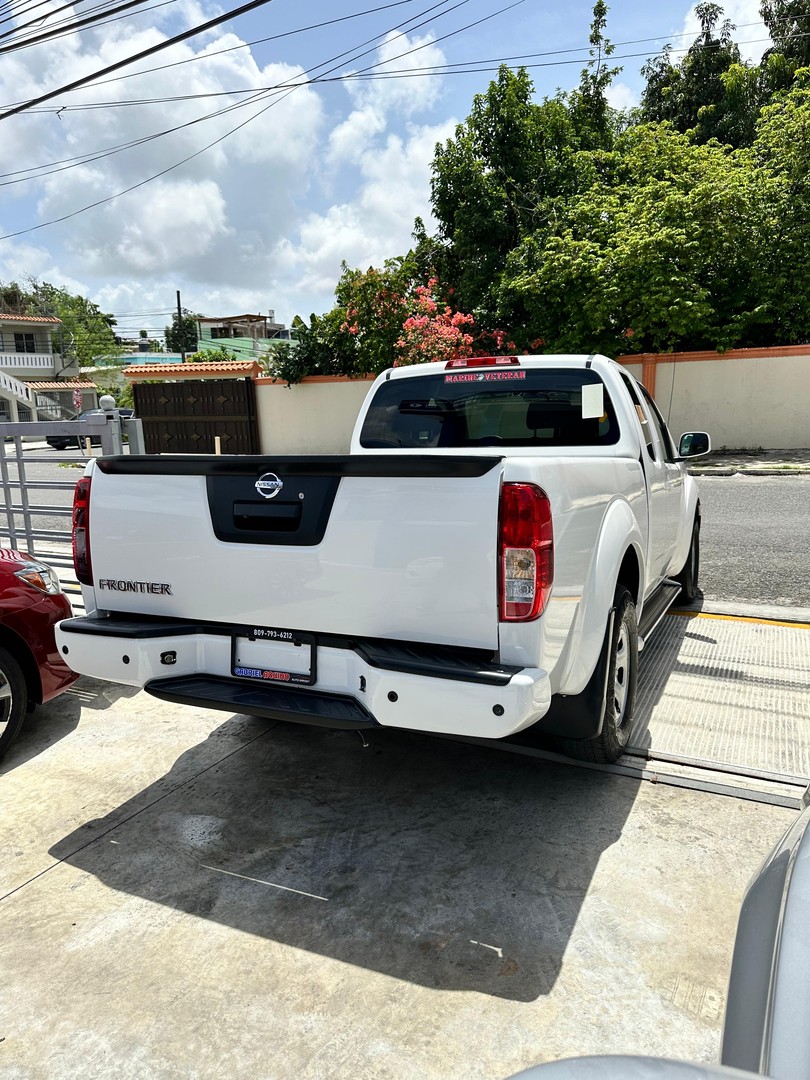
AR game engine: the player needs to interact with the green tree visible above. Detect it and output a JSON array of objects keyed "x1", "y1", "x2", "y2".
[
  {"x1": 568, "y1": 0, "x2": 623, "y2": 149},
  {"x1": 0, "y1": 278, "x2": 119, "y2": 366},
  {"x1": 164, "y1": 310, "x2": 199, "y2": 353},
  {"x1": 502, "y1": 122, "x2": 761, "y2": 354},
  {"x1": 761, "y1": 0, "x2": 810, "y2": 68},
  {"x1": 429, "y1": 4, "x2": 623, "y2": 329},
  {"x1": 91, "y1": 367, "x2": 134, "y2": 409},
  {"x1": 0, "y1": 282, "x2": 29, "y2": 314},
  {"x1": 270, "y1": 257, "x2": 423, "y2": 383},
  {"x1": 267, "y1": 5, "x2": 810, "y2": 372},
  {"x1": 429, "y1": 65, "x2": 615, "y2": 327},
  {"x1": 186, "y1": 344, "x2": 239, "y2": 363},
  {"x1": 640, "y1": 3, "x2": 745, "y2": 145},
  {"x1": 746, "y1": 68, "x2": 810, "y2": 343}
]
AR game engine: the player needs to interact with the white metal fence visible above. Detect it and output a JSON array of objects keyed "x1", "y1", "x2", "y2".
[{"x1": 0, "y1": 416, "x2": 145, "y2": 611}]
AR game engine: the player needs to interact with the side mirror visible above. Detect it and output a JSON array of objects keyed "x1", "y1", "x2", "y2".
[{"x1": 678, "y1": 431, "x2": 711, "y2": 458}]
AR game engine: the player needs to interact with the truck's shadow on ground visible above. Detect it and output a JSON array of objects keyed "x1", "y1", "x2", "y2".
[{"x1": 50, "y1": 718, "x2": 641, "y2": 1002}]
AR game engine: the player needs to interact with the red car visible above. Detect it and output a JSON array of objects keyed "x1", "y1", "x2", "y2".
[{"x1": 0, "y1": 549, "x2": 78, "y2": 761}]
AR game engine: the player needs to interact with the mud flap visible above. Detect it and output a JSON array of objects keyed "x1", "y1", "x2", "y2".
[{"x1": 522, "y1": 606, "x2": 616, "y2": 741}]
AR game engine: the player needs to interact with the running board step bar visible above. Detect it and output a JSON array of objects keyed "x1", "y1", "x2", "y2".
[
  {"x1": 145, "y1": 674, "x2": 377, "y2": 729},
  {"x1": 638, "y1": 580, "x2": 682, "y2": 649}
]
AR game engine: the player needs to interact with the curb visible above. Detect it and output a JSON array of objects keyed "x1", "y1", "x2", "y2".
[
  {"x1": 674, "y1": 598, "x2": 810, "y2": 625},
  {"x1": 689, "y1": 467, "x2": 810, "y2": 477}
]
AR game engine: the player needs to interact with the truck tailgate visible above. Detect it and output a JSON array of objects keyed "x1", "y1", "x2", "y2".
[{"x1": 88, "y1": 456, "x2": 503, "y2": 651}]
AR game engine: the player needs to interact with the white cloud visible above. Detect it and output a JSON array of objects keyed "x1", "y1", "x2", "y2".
[
  {"x1": 328, "y1": 107, "x2": 388, "y2": 166},
  {"x1": 111, "y1": 180, "x2": 229, "y2": 271},
  {"x1": 606, "y1": 82, "x2": 639, "y2": 111},
  {"x1": 344, "y1": 30, "x2": 446, "y2": 116},
  {"x1": 0, "y1": 17, "x2": 450, "y2": 327},
  {"x1": 328, "y1": 31, "x2": 447, "y2": 168},
  {"x1": 0, "y1": 238, "x2": 89, "y2": 295},
  {"x1": 275, "y1": 118, "x2": 455, "y2": 320}
]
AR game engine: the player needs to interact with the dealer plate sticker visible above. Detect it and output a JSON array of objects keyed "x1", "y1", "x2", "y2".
[{"x1": 232, "y1": 627, "x2": 315, "y2": 685}]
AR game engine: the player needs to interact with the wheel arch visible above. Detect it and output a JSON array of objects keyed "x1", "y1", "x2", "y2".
[
  {"x1": 555, "y1": 498, "x2": 645, "y2": 696},
  {"x1": 0, "y1": 626, "x2": 42, "y2": 705},
  {"x1": 616, "y1": 544, "x2": 642, "y2": 607},
  {"x1": 671, "y1": 479, "x2": 702, "y2": 576}
]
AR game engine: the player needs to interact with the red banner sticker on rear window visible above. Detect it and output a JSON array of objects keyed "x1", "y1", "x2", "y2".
[{"x1": 444, "y1": 371, "x2": 527, "y2": 383}]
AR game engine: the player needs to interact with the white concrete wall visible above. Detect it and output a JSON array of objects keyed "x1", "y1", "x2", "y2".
[
  {"x1": 255, "y1": 376, "x2": 376, "y2": 454},
  {"x1": 254, "y1": 353, "x2": 809, "y2": 455},
  {"x1": 660, "y1": 355, "x2": 809, "y2": 449},
  {"x1": 618, "y1": 351, "x2": 810, "y2": 450}
]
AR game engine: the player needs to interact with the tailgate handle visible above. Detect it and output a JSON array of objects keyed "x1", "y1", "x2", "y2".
[{"x1": 233, "y1": 501, "x2": 302, "y2": 532}]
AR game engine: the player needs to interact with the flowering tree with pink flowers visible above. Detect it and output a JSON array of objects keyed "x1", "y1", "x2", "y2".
[
  {"x1": 273, "y1": 262, "x2": 515, "y2": 384},
  {"x1": 395, "y1": 279, "x2": 475, "y2": 365},
  {"x1": 394, "y1": 279, "x2": 515, "y2": 367}
]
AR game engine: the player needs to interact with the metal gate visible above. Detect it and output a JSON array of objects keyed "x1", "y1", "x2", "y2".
[
  {"x1": 0, "y1": 417, "x2": 143, "y2": 612},
  {"x1": 133, "y1": 378, "x2": 260, "y2": 455}
]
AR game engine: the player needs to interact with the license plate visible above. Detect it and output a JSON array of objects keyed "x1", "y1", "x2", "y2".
[{"x1": 231, "y1": 627, "x2": 316, "y2": 686}]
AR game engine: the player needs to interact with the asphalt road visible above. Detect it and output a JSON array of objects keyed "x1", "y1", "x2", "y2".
[
  {"x1": 696, "y1": 474, "x2": 810, "y2": 608},
  {"x1": 6, "y1": 449, "x2": 810, "y2": 609},
  {"x1": 5, "y1": 448, "x2": 83, "y2": 539}
]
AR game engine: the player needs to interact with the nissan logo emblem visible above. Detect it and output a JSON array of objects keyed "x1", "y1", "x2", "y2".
[{"x1": 255, "y1": 472, "x2": 284, "y2": 499}]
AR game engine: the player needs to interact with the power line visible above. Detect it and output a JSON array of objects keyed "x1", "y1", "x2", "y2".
[
  {"x1": 0, "y1": 0, "x2": 177, "y2": 48},
  {"x1": 0, "y1": 0, "x2": 159, "y2": 54},
  {"x1": 0, "y1": 0, "x2": 282, "y2": 118},
  {"x1": 6, "y1": 8, "x2": 804, "y2": 116},
  {"x1": 0, "y1": 0, "x2": 468, "y2": 188},
  {"x1": 0, "y1": 0, "x2": 92, "y2": 32},
  {"x1": 0, "y1": 0, "x2": 473, "y2": 235},
  {"x1": 0, "y1": 0, "x2": 160, "y2": 44},
  {"x1": 86, "y1": 0, "x2": 429, "y2": 90},
  {"x1": 3, "y1": 26, "x2": 798, "y2": 127},
  {"x1": 0, "y1": 4, "x2": 800, "y2": 238}
]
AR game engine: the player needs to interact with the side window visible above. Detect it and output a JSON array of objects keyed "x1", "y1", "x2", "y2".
[
  {"x1": 618, "y1": 371, "x2": 657, "y2": 461},
  {"x1": 638, "y1": 385, "x2": 677, "y2": 462}
]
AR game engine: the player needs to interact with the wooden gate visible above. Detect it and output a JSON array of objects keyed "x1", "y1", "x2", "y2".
[{"x1": 133, "y1": 378, "x2": 260, "y2": 454}]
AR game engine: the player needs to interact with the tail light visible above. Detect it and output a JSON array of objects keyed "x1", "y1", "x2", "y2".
[
  {"x1": 72, "y1": 476, "x2": 93, "y2": 585},
  {"x1": 445, "y1": 356, "x2": 519, "y2": 369},
  {"x1": 498, "y1": 483, "x2": 553, "y2": 621}
]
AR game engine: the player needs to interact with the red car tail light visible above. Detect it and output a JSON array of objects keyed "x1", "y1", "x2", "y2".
[
  {"x1": 498, "y1": 483, "x2": 553, "y2": 621},
  {"x1": 72, "y1": 476, "x2": 93, "y2": 586},
  {"x1": 445, "y1": 356, "x2": 520, "y2": 369}
]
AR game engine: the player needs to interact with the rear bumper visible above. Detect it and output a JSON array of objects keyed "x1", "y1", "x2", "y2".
[{"x1": 55, "y1": 615, "x2": 552, "y2": 739}]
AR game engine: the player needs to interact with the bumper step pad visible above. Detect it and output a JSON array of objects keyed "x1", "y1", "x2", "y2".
[{"x1": 145, "y1": 674, "x2": 377, "y2": 729}]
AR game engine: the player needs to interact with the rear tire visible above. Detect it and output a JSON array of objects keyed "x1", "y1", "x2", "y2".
[
  {"x1": 0, "y1": 646, "x2": 28, "y2": 761},
  {"x1": 676, "y1": 514, "x2": 701, "y2": 604},
  {"x1": 563, "y1": 586, "x2": 638, "y2": 764}
]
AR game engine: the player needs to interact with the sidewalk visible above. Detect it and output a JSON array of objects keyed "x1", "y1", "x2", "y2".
[{"x1": 689, "y1": 448, "x2": 810, "y2": 475}]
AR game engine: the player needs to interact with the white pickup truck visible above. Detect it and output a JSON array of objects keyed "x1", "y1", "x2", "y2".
[{"x1": 56, "y1": 354, "x2": 710, "y2": 764}]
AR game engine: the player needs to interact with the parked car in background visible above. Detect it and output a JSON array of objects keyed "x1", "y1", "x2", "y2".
[
  {"x1": 46, "y1": 408, "x2": 135, "y2": 451},
  {"x1": 0, "y1": 549, "x2": 77, "y2": 760}
]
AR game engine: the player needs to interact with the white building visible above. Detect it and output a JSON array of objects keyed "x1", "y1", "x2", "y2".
[{"x1": 0, "y1": 313, "x2": 97, "y2": 423}]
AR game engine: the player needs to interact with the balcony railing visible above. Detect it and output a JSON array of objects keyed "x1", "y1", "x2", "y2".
[{"x1": 0, "y1": 352, "x2": 54, "y2": 369}]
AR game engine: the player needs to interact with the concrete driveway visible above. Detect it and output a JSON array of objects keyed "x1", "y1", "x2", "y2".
[{"x1": 0, "y1": 662, "x2": 795, "y2": 1080}]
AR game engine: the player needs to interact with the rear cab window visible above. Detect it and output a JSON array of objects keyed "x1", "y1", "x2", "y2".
[{"x1": 360, "y1": 368, "x2": 620, "y2": 449}]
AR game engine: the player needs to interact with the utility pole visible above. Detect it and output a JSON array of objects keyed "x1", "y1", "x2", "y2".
[{"x1": 176, "y1": 290, "x2": 186, "y2": 362}]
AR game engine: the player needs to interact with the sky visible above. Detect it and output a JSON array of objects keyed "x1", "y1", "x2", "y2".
[{"x1": 0, "y1": 0, "x2": 770, "y2": 341}]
